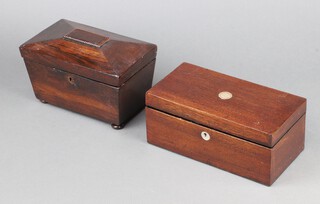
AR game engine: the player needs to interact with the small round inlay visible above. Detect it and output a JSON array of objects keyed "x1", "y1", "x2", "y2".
[
  {"x1": 218, "y1": 91, "x2": 233, "y2": 100},
  {"x1": 201, "y1": 131, "x2": 210, "y2": 141}
]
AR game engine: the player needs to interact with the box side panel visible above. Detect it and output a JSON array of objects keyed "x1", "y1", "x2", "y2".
[
  {"x1": 146, "y1": 107, "x2": 272, "y2": 185},
  {"x1": 24, "y1": 59, "x2": 120, "y2": 124},
  {"x1": 118, "y1": 49, "x2": 157, "y2": 85},
  {"x1": 270, "y1": 115, "x2": 305, "y2": 185},
  {"x1": 270, "y1": 101, "x2": 306, "y2": 147},
  {"x1": 118, "y1": 59, "x2": 155, "y2": 125}
]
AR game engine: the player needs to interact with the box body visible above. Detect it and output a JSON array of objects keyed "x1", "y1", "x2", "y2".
[
  {"x1": 146, "y1": 63, "x2": 306, "y2": 185},
  {"x1": 24, "y1": 59, "x2": 155, "y2": 126},
  {"x1": 20, "y1": 19, "x2": 157, "y2": 128}
]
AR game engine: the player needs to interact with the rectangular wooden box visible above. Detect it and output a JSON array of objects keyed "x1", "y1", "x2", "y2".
[
  {"x1": 20, "y1": 19, "x2": 157, "y2": 129},
  {"x1": 146, "y1": 63, "x2": 306, "y2": 185}
]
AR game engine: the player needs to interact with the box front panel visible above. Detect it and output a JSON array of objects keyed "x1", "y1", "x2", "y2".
[
  {"x1": 146, "y1": 107, "x2": 272, "y2": 185},
  {"x1": 24, "y1": 59, "x2": 120, "y2": 124}
]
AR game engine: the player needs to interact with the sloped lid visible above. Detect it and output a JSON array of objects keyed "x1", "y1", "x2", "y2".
[
  {"x1": 146, "y1": 63, "x2": 306, "y2": 147},
  {"x1": 20, "y1": 19, "x2": 157, "y2": 86}
]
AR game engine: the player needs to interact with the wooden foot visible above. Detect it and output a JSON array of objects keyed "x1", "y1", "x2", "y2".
[
  {"x1": 111, "y1": 123, "x2": 125, "y2": 130},
  {"x1": 40, "y1": 99, "x2": 47, "y2": 103}
]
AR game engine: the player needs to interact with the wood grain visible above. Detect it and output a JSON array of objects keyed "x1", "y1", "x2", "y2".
[
  {"x1": 146, "y1": 62, "x2": 306, "y2": 185},
  {"x1": 25, "y1": 59, "x2": 120, "y2": 124},
  {"x1": 146, "y1": 62, "x2": 306, "y2": 147},
  {"x1": 64, "y1": 29, "x2": 110, "y2": 47},
  {"x1": 20, "y1": 19, "x2": 157, "y2": 87},
  {"x1": 24, "y1": 59, "x2": 155, "y2": 126},
  {"x1": 146, "y1": 107, "x2": 271, "y2": 185},
  {"x1": 20, "y1": 19, "x2": 157, "y2": 127},
  {"x1": 270, "y1": 115, "x2": 305, "y2": 184},
  {"x1": 146, "y1": 107, "x2": 305, "y2": 186},
  {"x1": 118, "y1": 59, "x2": 156, "y2": 124}
]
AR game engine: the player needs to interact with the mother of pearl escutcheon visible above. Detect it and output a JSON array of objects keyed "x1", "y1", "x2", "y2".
[{"x1": 218, "y1": 91, "x2": 233, "y2": 100}]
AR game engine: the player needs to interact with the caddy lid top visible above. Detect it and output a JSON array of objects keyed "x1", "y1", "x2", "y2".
[
  {"x1": 146, "y1": 63, "x2": 306, "y2": 147},
  {"x1": 20, "y1": 19, "x2": 157, "y2": 86}
]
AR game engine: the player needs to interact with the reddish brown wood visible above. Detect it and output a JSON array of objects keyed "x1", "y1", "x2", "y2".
[
  {"x1": 146, "y1": 108, "x2": 271, "y2": 185},
  {"x1": 146, "y1": 108, "x2": 305, "y2": 186},
  {"x1": 270, "y1": 115, "x2": 305, "y2": 184},
  {"x1": 64, "y1": 29, "x2": 110, "y2": 47},
  {"x1": 146, "y1": 62, "x2": 306, "y2": 185},
  {"x1": 20, "y1": 19, "x2": 157, "y2": 128},
  {"x1": 20, "y1": 19, "x2": 157, "y2": 87},
  {"x1": 146, "y1": 62, "x2": 306, "y2": 147},
  {"x1": 25, "y1": 59, "x2": 119, "y2": 123},
  {"x1": 24, "y1": 59, "x2": 155, "y2": 127}
]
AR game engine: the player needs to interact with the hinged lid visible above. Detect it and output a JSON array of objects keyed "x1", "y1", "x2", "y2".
[
  {"x1": 146, "y1": 63, "x2": 306, "y2": 147},
  {"x1": 19, "y1": 19, "x2": 157, "y2": 87}
]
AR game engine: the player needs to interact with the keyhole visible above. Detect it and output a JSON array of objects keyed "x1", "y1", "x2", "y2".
[
  {"x1": 67, "y1": 76, "x2": 76, "y2": 86},
  {"x1": 201, "y1": 131, "x2": 210, "y2": 141}
]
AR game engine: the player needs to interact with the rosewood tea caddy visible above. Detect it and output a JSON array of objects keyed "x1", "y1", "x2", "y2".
[
  {"x1": 20, "y1": 19, "x2": 157, "y2": 129},
  {"x1": 146, "y1": 63, "x2": 306, "y2": 185}
]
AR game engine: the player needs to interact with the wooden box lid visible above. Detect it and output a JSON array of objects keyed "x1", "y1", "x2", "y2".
[
  {"x1": 146, "y1": 63, "x2": 306, "y2": 147},
  {"x1": 19, "y1": 19, "x2": 157, "y2": 87}
]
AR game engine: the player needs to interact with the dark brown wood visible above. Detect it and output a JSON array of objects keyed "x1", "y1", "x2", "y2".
[
  {"x1": 146, "y1": 62, "x2": 306, "y2": 147},
  {"x1": 146, "y1": 62, "x2": 306, "y2": 185},
  {"x1": 25, "y1": 59, "x2": 120, "y2": 124},
  {"x1": 64, "y1": 29, "x2": 110, "y2": 48},
  {"x1": 24, "y1": 59, "x2": 155, "y2": 127},
  {"x1": 111, "y1": 123, "x2": 125, "y2": 130},
  {"x1": 119, "y1": 60, "x2": 156, "y2": 124},
  {"x1": 20, "y1": 19, "x2": 157, "y2": 127},
  {"x1": 20, "y1": 19, "x2": 157, "y2": 87},
  {"x1": 146, "y1": 108, "x2": 305, "y2": 186}
]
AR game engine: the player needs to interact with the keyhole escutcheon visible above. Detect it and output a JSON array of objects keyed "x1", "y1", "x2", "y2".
[{"x1": 201, "y1": 131, "x2": 210, "y2": 141}]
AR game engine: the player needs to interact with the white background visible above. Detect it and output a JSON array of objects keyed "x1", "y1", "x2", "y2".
[{"x1": 1, "y1": 0, "x2": 320, "y2": 203}]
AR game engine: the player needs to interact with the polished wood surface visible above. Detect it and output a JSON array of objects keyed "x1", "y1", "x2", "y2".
[
  {"x1": 20, "y1": 19, "x2": 157, "y2": 128},
  {"x1": 20, "y1": 19, "x2": 157, "y2": 86},
  {"x1": 146, "y1": 62, "x2": 306, "y2": 147},
  {"x1": 270, "y1": 115, "x2": 305, "y2": 184},
  {"x1": 25, "y1": 59, "x2": 155, "y2": 126},
  {"x1": 25, "y1": 59, "x2": 120, "y2": 124},
  {"x1": 146, "y1": 62, "x2": 306, "y2": 185},
  {"x1": 146, "y1": 108, "x2": 305, "y2": 186},
  {"x1": 118, "y1": 60, "x2": 155, "y2": 125},
  {"x1": 64, "y1": 29, "x2": 110, "y2": 48}
]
